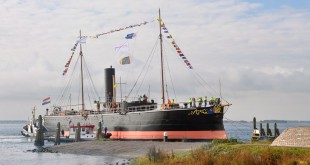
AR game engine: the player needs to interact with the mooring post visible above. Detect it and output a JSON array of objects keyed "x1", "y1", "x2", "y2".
[
  {"x1": 253, "y1": 117, "x2": 257, "y2": 129},
  {"x1": 75, "y1": 122, "x2": 81, "y2": 142},
  {"x1": 259, "y1": 122, "x2": 262, "y2": 136},
  {"x1": 97, "y1": 122, "x2": 102, "y2": 140},
  {"x1": 274, "y1": 123, "x2": 280, "y2": 137},
  {"x1": 55, "y1": 122, "x2": 60, "y2": 145},
  {"x1": 163, "y1": 132, "x2": 168, "y2": 142},
  {"x1": 260, "y1": 122, "x2": 266, "y2": 136},
  {"x1": 267, "y1": 123, "x2": 273, "y2": 137},
  {"x1": 34, "y1": 115, "x2": 44, "y2": 146}
]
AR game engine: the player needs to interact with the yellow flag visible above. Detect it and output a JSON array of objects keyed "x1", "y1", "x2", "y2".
[{"x1": 157, "y1": 18, "x2": 162, "y2": 22}]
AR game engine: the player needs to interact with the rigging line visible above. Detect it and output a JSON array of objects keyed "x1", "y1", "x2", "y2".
[
  {"x1": 126, "y1": 38, "x2": 159, "y2": 100},
  {"x1": 87, "y1": 94, "x2": 93, "y2": 110},
  {"x1": 192, "y1": 69, "x2": 219, "y2": 96},
  {"x1": 77, "y1": 56, "x2": 82, "y2": 111},
  {"x1": 162, "y1": 47, "x2": 170, "y2": 100},
  {"x1": 162, "y1": 32, "x2": 190, "y2": 71},
  {"x1": 162, "y1": 38, "x2": 178, "y2": 101},
  {"x1": 83, "y1": 70, "x2": 95, "y2": 108},
  {"x1": 193, "y1": 70, "x2": 230, "y2": 104},
  {"x1": 57, "y1": 53, "x2": 81, "y2": 107},
  {"x1": 165, "y1": 84, "x2": 169, "y2": 100},
  {"x1": 191, "y1": 70, "x2": 217, "y2": 97},
  {"x1": 135, "y1": 43, "x2": 157, "y2": 97},
  {"x1": 160, "y1": 33, "x2": 221, "y2": 98},
  {"x1": 82, "y1": 55, "x2": 100, "y2": 98},
  {"x1": 193, "y1": 69, "x2": 219, "y2": 96}
]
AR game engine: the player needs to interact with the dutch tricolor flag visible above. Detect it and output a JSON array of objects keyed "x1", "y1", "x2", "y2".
[{"x1": 42, "y1": 97, "x2": 51, "y2": 105}]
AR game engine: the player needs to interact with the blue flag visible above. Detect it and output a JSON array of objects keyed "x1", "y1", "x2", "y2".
[{"x1": 125, "y1": 33, "x2": 136, "y2": 39}]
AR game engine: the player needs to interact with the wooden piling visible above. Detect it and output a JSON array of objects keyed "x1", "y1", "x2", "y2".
[
  {"x1": 75, "y1": 122, "x2": 81, "y2": 142},
  {"x1": 267, "y1": 123, "x2": 273, "y2": 136},
  {"x1": 54, "y1": 122, "x2": 60, "y2": 145},
  {"x1": 97, "y1": 122, "x2": 102, "y2": 140},
  {"x1": 253, "y1": 117, "x2": 256, "y2": 129},
  {"x1": 274, "y1": 123, "x2": 280, "y2": 137},
  {"x1": 260, "y1": 122, "x2": 266, "y2": 136},
  {"x1": 34, "y1": 115, "x2": 44, "y2": 146}
]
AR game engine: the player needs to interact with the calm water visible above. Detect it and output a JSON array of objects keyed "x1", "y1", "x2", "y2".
[
  {"x1": 224, "y1": 120, "x2": 310, "y2": 141},
  {"x1": 1, "y1": 120, "x2": 310, "y2": 164},
  {"x1": 0, "y1": 121, "x2": 129, "y2": 165}
]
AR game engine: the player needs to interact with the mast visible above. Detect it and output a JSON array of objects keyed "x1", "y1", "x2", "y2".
[
  {"x1": 79, "y1": 30, "x2": 85, "y2": 110},
  {"x1": 159, "y1": 8, "x2": 165, "y2": 107}
]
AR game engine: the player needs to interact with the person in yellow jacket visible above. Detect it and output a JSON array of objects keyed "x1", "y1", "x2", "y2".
[
  {"x1": 198, "y1": 97, "x2": 202, "y2": 107},
  {"x1": 210, "y1": 97, "x2": 215, "y2": 105},
  {"x1": 204, "y1": 96, "x2": 207, "y2": 107},
  {"x1": 188, "y1": 98, "x2": 192, "y2": 107}
]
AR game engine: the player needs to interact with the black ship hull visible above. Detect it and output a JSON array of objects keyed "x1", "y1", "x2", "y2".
[{"x1": 44, "y1": 106, "x2": 227, "y2": 141}]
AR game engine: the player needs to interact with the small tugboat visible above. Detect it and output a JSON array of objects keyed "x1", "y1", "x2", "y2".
[{"x1": 21, "y1": 107, "x2": 47, "y2": 137}]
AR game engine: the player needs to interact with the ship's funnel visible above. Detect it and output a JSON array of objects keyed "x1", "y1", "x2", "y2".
[{"x1": 105, "y1": 66, "x2": 115, "y2": 103}]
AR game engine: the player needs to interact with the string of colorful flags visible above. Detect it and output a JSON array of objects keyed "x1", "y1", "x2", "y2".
[
  {"x1": 89, "y1": 20, "x2": 153, "y2": 38},
  {"x1": 63, "y1": 20, "x2": 153, "y2": 75},
  {"x1": 158, "y1": 19, "x2": 193, "y2": 69},
  {"x1": 63, "y1": 36, "x2": 87, "y2": 76}
]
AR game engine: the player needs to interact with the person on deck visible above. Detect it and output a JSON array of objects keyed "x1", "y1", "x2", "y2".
[
  {"x1": 167, "y1": 99, "x2": 172, "y2": 109},
  {"x1": 192, "y1": 97, "x2": 196, "y2": 107},
  {"x1": 61, "y1": 129, "x2": 64, "y2": 136},
  {"x1": 210, "y1": 97, "x2": 215, "y2": 105},
  {"x1": 188, "y1": 98, "x2": 192, "y2": 108},
  {"x1": 143, "y1": 94, "x2": 148, "y2": 103},
  {"x1": 204, "y1": 96, "x2": 207, "y2": 107},
  {"x1": 104, "y1": 127, "x2": 107, "y2": 135},
  {"x1": 198, "y1": 97, "x2": 202, "y2": 107}
]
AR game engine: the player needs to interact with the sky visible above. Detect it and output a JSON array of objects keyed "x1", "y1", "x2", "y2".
[{"x1": 1, "y1": 0, "x2": 310, "y2": 121}]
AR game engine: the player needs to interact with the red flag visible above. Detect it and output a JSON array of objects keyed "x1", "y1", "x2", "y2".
[{"x1": 42, "y1": 97, "x2": 50, "y2": 102}]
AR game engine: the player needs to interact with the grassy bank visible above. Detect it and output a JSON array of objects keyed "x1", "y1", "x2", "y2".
[{"x1": 131, "y1": 139, "x2": 310, "y2": 165}]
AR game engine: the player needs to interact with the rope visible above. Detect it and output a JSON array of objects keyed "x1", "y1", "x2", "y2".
[{"x1": 126, "y1": 38, "x2": 159, "y2": 100}]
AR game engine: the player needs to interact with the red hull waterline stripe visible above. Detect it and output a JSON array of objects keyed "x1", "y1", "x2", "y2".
[{"x1": 109, "y1": 131, "x2": 227, "y2": 140}]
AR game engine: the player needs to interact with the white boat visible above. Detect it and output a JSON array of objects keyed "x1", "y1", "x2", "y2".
[
  {"x1": 21, "y1": 107, "x2": 47, "y2": 137},
  {"x1": 63, "y1": 125, "x2": 97, "y2": 139}
]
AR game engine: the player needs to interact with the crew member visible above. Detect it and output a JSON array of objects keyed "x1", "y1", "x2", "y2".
[
  {"x1": 192, "y1": 97, "x2": 196, "y2": 107},
  {"x1": 188, "y1": 98, "x2": 192, "y2": 107},
  {"x1": 204, "y1": 96, "x2": 207, "y2": 107},
  {"x1": 143, "y1": 94, "x2": 148, "y2": 103},
  {"x1": 167, "y1": 99, "x2": 172, "y2": 109},
  {"x1": 198, "y1": 97, "x2": 202, "y2": 107},
  {"x1": 171, "y1": 99, "x2": 175, "y2": 108},
  {"x1": 210, "y1": 97, "x2": 215, "y2": 105}
]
